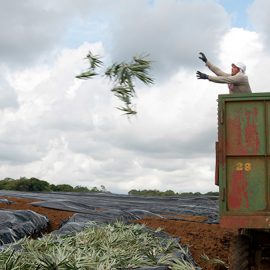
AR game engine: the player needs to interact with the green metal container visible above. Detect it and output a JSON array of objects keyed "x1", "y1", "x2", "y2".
[{"x1": 217, "y1": 93, "x2": 270, "y2": 229}]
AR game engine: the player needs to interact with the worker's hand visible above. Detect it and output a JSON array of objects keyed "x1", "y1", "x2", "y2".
[
  {"x1": 196, "y1": 71, "x2": 208, "y2": 80},
  {"x1": 199, "y1": 52, "x2": 207, "y2": 63}
]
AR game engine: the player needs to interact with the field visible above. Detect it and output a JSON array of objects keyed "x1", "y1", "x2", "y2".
[{"x1": 0, "y1": 192, "x2": 236, "y2": 269}]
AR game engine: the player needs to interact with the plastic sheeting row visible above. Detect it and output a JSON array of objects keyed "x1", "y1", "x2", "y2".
[{"x1": 0, "y1": 209, "x2": 48, "y2": 245}]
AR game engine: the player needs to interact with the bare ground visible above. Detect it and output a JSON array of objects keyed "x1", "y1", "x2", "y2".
[{"x1": 0, "y1": 196, "x2": 236, "y2": 269}]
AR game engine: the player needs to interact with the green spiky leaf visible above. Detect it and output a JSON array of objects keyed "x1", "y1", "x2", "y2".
[{"x1": 76, "y1": 51, "x2": 154, "y2": 116}]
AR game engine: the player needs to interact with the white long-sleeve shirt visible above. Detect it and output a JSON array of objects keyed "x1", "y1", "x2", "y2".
[{"x1": 206, "y1": 61, "x2": 252, "y2": 94}]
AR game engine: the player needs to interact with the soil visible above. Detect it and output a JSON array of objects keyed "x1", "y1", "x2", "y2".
[
  {"x1": 0, "y1": 196, "x2": 236, "y2": 270},
  {"x1": 136, "y1": 217, "x2": 236, "y2": 270},
  {"x1": 0, "y1": 196, "x2": 74, "y2": 232}
]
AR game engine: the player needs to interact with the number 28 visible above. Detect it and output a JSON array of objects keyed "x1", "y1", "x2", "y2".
[{"x1": 236, "y1": 162, "x2": 252, "y2": 171}]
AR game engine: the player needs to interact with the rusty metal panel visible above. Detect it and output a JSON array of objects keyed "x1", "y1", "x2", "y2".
[
  {"x1": 217, "y1": 93, "x2": 270, "y2": 229},
  {"x1": 220, "y1": 216, "x2": 270, "y2": 229},
  {"x1": 227, "y1": 158, "x2": 266, "y2": 212},
  {"x1": 225, "y1": 101, "x2": 265, "y2": 156}
]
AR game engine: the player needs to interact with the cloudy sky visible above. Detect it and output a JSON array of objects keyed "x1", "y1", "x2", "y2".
[{"x1": 0, "y1": 0, "x2": 269, "y2": 194}]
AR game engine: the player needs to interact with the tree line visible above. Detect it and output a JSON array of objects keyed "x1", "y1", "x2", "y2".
[
  {"x1": 0, "y1": 177, "x2": 107, "y2": 193},
  {"x1": 0, "y1": 177, "x2": 218, "y2": 196},
  {"x1": 128, "y1": 189, "x2": 218, "y2": 197}
]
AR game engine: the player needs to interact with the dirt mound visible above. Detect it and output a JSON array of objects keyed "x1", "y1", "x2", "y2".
[{"x1": 0, "y1": 196, "x2": 235, "y2": 269}]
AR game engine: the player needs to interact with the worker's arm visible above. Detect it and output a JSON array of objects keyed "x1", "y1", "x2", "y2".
[
  {"x1": 206, "y1": 61, "x2": 230, "y2": 77},
  {"x1": 198, "y1": 53, "x2": 230, "y2": 77},
  {"x1": 208, "y1": 72, "x2": 247, "y2": 84}
]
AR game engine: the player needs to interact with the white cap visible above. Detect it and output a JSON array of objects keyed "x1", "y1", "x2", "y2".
[{"x1": 233, "y1": 62, "x2": 246, "y2": 73}]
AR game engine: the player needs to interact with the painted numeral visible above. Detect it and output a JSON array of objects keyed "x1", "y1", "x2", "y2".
[
  {"x1": 235, "y1": 162, "x2": 251, "y2": 171},
  {"x1": 236, "y1": 162, "x2": 243, "y2": 171},
  {"x1": 244, "y1": 163, "x2": 252, "y2": 171}
]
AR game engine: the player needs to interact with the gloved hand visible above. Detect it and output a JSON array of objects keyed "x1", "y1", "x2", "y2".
[
  {"x1": 196, "y1": 71, "x2": 208, "y2": 80},
  {"x1": 199, "y1": 52, "x2": 207, "y2": 63}
]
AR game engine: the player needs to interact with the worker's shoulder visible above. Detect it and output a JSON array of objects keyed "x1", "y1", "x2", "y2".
[
  {"x1": 233, "y1": 72, "x2": 249, "y2": 81},
  {"x1": 235, "y1": 71, "x2": 248, "y2": 78}
]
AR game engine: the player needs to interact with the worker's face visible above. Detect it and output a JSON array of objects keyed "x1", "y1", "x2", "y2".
[{"x1": 231, "y1": 64, "x2": 240, "y2": 75}]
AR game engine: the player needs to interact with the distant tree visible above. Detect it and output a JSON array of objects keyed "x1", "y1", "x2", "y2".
[
  {"x1": 28, "y1": 178, "x2": 51, "y2": 191},
  {"x1": 0, "y1": 177, "x2": 51, "y2": 192},
  {"x1": 178, "y1": 192, "x2": 193, "y2": 197},
  {"x1": 128, "y1": 189, "x2": 211, "y2": 197},
  {"x1": 74, "y1": 185, "x2": 90, "y2": 192},
  {"x1": 128, "y1": 189, "x2": 139, "y2": 195},
  {"x1": 50, "y1": 184, "x2": 58, "y2": 191},
  {"x1": 100, "y1": 185, "x2": 106, "y2": 192},
  {"x1": 128, "y1": 189, "x2": 176, "y2": 197},
  {"x1": 76, "y1": 52, "x2": 154, "y2": 115},
  {"x1": 0, "y1": 177, "x2": 111, "y2": 194},
  {"x1": 90, "y1": 186, "x2": 99, "y2": 192},
  {"x1": 2, "y1": 177, "x2": 15, "y2": 182},
  {"x1": 14, "y1": 177, "x2": 50, "y2": 192},
  {"x1": 54, "y1": 184, "x2": 74, "y2": 192},
  {"x1": 0, "y1": 178, "x2": 17, "y2": 190},
  {"x1": 163, "y1": 190, "x2": 176, "y2": 196},
  {"x1": 204, "y1": 191, "x2": 219, "y2": 196}
]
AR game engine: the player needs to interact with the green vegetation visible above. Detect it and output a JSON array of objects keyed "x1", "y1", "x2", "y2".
[
  {"x1": 128, "y1": 189, "x2": 219, "y2": 197},
  {"x1": 76, "y1": 51, "x2": 154, "y2": 115},
  {"x1": 0, "y1": 222, "x2": 197, "y2": 270},
  {"x1": 0, "y1": 177, "x2": 107, "y2": 193},
  {"x1": 0, "y1": 177, "x2": 218, "y2": 197}
]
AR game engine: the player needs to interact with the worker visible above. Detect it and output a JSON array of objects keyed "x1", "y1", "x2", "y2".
[{"x1": 196, "y1": 52, "x2": 252, "y2": 93}]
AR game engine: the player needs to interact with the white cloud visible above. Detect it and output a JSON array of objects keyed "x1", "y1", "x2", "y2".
[
  {"x1": 107, "y1": 0, "x2": 230, "y2": 76},
  {"x1": 0, "y1": 41, "x2": 221, "y2": 193},
  {"x1": 0, "y1": 0, "x2": 109, "y2": 66},
  {"x1": 0, "y1": 1, "x2": 230, "y2": 73},
  {"x1": 218, "y1": 28, "x2": 262, "y2": 75},
  {"x1": 248, "y1": 0, "x2": 270, "y2": 46},
  {"x1": 1, "y1": 1, "x2": 270, "y2": 194}
]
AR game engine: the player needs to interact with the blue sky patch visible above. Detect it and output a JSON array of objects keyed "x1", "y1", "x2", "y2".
[{"x1": 218, "y1": 0, "x2": 254, "y2": 28}]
